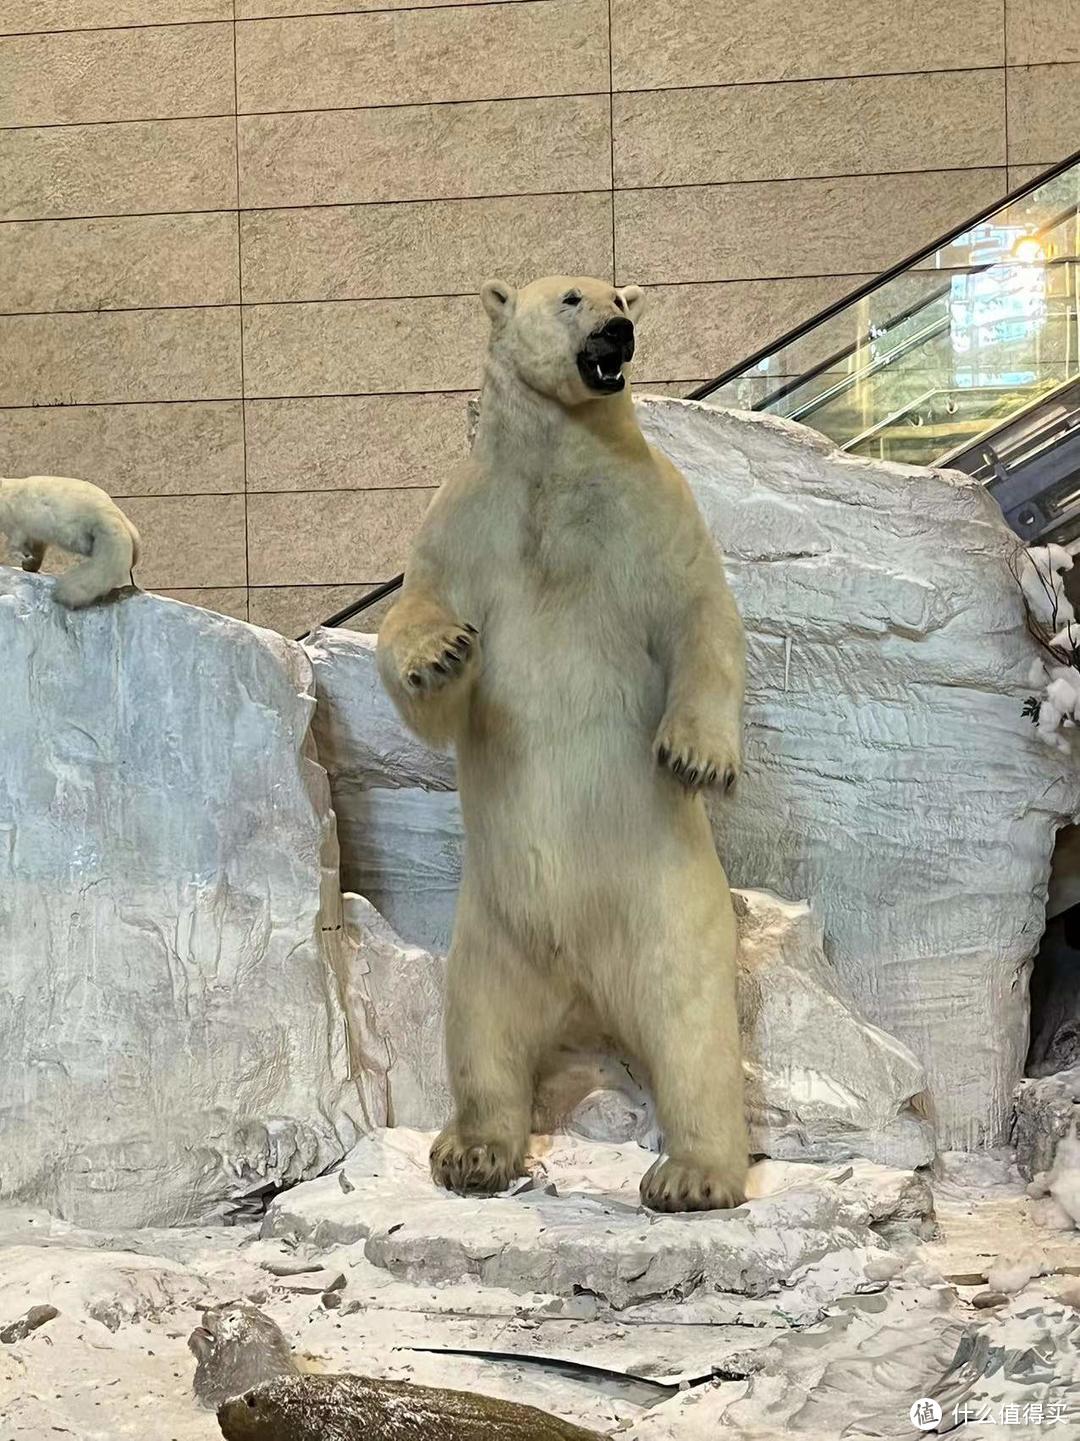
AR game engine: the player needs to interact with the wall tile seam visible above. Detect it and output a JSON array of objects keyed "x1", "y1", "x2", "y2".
[
  {"x1": 7, "y1": 58, "x2": 1060, "y2": 134},
  {"x1": 0, "y1": 260, "x2": 999, "y2": 320},
  {"x1": 0, "y1": 390, "x2": 483, "y2": 409},
  {"x1": 0, "y1": 0, "x2": 557, "y2": 40},
  {"x1": 0, "y1": 163, "x2": 1024, "y2": 232}
]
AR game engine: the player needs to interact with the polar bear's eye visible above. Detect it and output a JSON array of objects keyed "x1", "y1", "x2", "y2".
[{"x1": 562, "y1": 291, "x2": 582, "y2": 307}]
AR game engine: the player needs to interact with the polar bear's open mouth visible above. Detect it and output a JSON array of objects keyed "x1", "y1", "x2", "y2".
[{"x1": 577, "y1": 317, "x2": 636, "y2": 395}]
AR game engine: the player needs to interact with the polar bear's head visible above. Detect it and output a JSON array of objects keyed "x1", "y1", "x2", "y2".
[{"x1": 480, "y1": 274, "x2": 646, "y2": 406}]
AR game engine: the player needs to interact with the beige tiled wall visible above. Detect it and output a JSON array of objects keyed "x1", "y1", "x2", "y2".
[{"x1": 1, "y1": 0, "x2": 1077, "y2": 636}]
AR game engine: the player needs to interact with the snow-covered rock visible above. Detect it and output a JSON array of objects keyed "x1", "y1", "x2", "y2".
[
  {"x1": 308, "y1": 397, "x2": 1080, "y2": 1148},
  {"x1": 0, "y1": 570, "x2": 367, "y2": 1227}
]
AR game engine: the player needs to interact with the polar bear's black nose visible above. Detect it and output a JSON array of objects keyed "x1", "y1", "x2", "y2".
[{"x1": 599, "y1": 316, "x2": 635, "y2": 361}]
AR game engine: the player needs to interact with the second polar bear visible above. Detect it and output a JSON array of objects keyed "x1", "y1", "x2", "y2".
[
  {"x1": 378, "y1": 276, "x2": 747, "y2": 1211},
  {"x1": 0, "y1": 475, "x2": 140, "y2": 608}
]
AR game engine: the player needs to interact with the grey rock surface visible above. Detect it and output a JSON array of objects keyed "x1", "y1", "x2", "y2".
[
  {"x1": 342, "y1": 892, "x2": 451, "y2": 1131},
  {"x1": 308, "y1": 397, "x2": 1080, "y2": 1148},
  {"x1": 1012, "y1": 1068, "x2": 1080, "y2": 1179},
  {"x1": 735, "y1": 889, "x2": 933, "y2": 1169},
  {"x1": 305, "y1": 627, "x2": 460, "y2": 946},
  {"x1": 643, "y1": 399, "x2": 1078, "y2": 1150},
  {"x1": 0, "y1": 570, "x2": 366, "y2": 1227}
]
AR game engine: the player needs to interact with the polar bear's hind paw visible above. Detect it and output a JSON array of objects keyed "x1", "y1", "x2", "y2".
[
  {"x1": 430, "y1": 1125, "x2": 525, "y2": 1195},
  {"x1": 640, "y1": 1154, "x2": 746, "y2": 1212}
]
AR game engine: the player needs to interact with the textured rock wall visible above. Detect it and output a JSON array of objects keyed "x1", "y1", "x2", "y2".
[
  {"x1": 0, "y1": 572, "x2": 369, "y2": 1227},
  {"x1": 306, "y1": 396, "x2": 1080, "y2": 1148}
]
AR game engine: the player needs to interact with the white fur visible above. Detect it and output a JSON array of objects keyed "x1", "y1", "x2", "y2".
[
  {"x1": 0, "y1": 475, "x2": 140, "y2": 608},
  {"x1": 378, "y1": 276, "x2": 748, "y2": 1211}
]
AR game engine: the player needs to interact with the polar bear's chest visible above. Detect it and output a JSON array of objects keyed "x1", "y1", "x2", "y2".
[{"x1": 514, "y1": 471, "x2": 629, "y2": 582}]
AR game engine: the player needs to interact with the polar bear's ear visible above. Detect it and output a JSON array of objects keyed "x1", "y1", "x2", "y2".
[
  {"x1": 480, "y1": 278, "x2": 516, "y2": 325},
  {"x1": 619, "y1": 285, "x2": 646, "y2": 322}
]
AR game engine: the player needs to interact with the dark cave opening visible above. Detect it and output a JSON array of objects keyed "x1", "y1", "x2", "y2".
[{"x1": 1028, "y1": 825, "x2": 1080, "y2": 1077}]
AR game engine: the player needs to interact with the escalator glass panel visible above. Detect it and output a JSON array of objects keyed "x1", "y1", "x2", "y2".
[{"x1": 697, "y1": 154, "x2": 1080, "y2": 474}]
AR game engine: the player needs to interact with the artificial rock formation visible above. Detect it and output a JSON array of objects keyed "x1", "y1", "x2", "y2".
[
  {"x1": 0, "y1": 571, "x2": 367, "y2": 1227},
  {"x1": 307, "y1": 396, "x2": 1080, "y2": 1148}
]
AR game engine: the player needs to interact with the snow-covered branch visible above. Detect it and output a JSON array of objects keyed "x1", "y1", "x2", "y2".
[{"x1": 1013, "y1": 543, "x2": 1080, "y2": 751}]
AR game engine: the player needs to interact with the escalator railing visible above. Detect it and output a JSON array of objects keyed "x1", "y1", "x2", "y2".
[{"x1": 304, "y1": 149, "x2": 1080, "y2": 637}]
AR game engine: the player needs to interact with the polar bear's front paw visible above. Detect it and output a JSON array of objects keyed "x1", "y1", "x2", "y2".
[
  {"x1": 398, "y1": 622, "x2": 478, "y2": 697},
  {"x1": 430, "y1": 1125, "x2": 525, "y2": 1196},
  {"x1": 640, "y1": 1153, "x2": 746, "y2": 1213},
  {"x1": 654, "y1": 713, "x2": 740, "y2": 794}
]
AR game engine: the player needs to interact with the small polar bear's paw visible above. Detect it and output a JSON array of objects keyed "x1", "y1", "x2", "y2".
[
  {"x1": 640, "y1": 1153, "x2": 747, "y2": 1213},
  {"x1": 654, "y1": 711, "x2": 740, "y2": 794},
  {"x1": 430, "y1": 1124, "x2": 525, "y2": 1196},
  {"x1": 397, "y1": 621, "x2": 478, "y2": 697}
]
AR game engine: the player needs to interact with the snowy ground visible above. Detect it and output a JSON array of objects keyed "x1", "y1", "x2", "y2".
[{"x1": 1, "y1": 1132, "x2": 1077, "y2": 1440}]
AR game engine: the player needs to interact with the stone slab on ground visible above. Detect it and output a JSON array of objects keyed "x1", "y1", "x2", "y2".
[
  {"x1": 0, "y1": 570, "x2": 365, "y2": 1228},
  {"x1": 263, "y1": 1129, "x2": 925, "y2": 1313}
]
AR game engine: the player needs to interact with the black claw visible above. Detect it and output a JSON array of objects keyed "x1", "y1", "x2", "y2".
[
  {"x1": 685, "y1": 767, "x2": 699, "y2": 786},
  {"x1": 672, "y1": 757, "x2": 685, "y2": 775},
  {"x1": 407, "y1": 669, "x2": 422, "y2": 687},
  {"x1": 454, "y1": 633, "x2": 472, "y2": 651},
  {"x1": 442, "y1": 649, "x2": 463, "y2": 668},
  {"x1": 657, "y1": 744, "x2": 670, "y2": 765},
  {"x1": 431, "y1": 660, "x2": 447, "y2": 675},
  {"x1": 724, "y1": 768, "x2": 736, "y2": 793},
  {"x1": 465, "y1": 623, "x2": 478, "y2": 635},
  {"x1": 705, "y1": 767, "x2": 717, "y2": 786}
]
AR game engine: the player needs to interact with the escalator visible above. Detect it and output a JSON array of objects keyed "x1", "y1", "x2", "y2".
[
  {"x1": 309, "y1": 149, "x2": 1080, "y2": 637},
  {"x1": 691, "y1": 147, "x2": 1080, "y2": 548}
]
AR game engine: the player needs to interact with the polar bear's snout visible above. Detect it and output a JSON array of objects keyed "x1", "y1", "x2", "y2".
[{"x1": 577, "y1": 315, "x2": 635, "y2": 395}]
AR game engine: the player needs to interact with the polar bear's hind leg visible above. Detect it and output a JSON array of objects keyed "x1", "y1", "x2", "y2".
[
  {"x1": 614, "y1": 891, "x2": 749, "y2": 1212},
  {"x1": 431, "y1": 889, "x2": 567, "y2": 1195}
]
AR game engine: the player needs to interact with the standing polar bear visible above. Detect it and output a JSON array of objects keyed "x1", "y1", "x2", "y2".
[{"x1": 378, "y1": 276, "x2": 748, "y2": 1211}]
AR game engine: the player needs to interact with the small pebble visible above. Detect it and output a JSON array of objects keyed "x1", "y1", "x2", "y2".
[
  {"x1": 1, "y1": 1305, "x2": 60, "y2": 1344},
  {"x1": 972, "y1": 1291, "x2": 1009, "y2": 1309}
]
